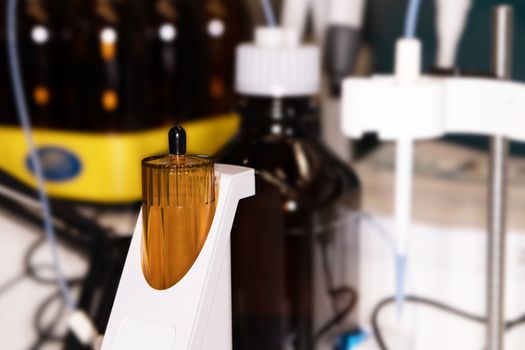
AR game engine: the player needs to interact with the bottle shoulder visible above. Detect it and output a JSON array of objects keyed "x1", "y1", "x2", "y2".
[{"x1": 217, "y1": 135, "x2": 360, "y2": 206}]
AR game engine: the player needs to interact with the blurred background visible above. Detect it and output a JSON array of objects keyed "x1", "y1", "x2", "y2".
[{"x1": 1, "y1": 0, "x2": 525, "y2": 349}]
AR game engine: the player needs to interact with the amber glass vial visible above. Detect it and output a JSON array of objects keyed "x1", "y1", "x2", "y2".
[{"x1": 141, "y1": 150, "x2": 216, "y2": 290}]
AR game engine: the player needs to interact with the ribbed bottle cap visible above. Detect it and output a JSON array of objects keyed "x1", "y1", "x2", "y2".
[{"x1": 235, "y1": 27, "x2": 320, "y2": 97}]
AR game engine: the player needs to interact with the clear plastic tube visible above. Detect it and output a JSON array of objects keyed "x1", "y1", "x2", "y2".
[
  {"x1": 404, "y1": 0, "x2": 423, "y2": 38},
  {"x1": 260, "y1": 0, "x2": 277, "y2": 26},
  {"x1": 6, "y1": 0, "x2": 74, "y2": 309},
  {"x1": 396, "y1": 0, "x2": 425, "y2": 316}
]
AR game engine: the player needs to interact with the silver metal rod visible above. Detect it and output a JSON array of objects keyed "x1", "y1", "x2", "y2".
[{"x1": 487, "y1": 5, "x2": 513, "y2": 350}]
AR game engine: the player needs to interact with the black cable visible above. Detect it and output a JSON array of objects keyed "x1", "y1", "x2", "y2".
[
  {"x1": 20, "y1": 238, "x2": 85, "y2": 349},
  {"x1": 0, "y1": 244, "x2": 85, "y2": 350},
  {"x1": 314, "y1": 232, "x2": 359, "y2": 345},
  {"x1": 0, "y1": 171, "x2": 114, "y2": 241},
  {"x1": 33, "y1": 289, "x2": 67, "y2": 343},
  {"x1": 0, "y1": 269, "x2": 79, "y2": 349},
  {"x1": 319, "y1": 234, "x2": 339, "y2": 313},
  {"x1": 0, "y1": 185, "x2": 114, "y2": 256},
  {"x1": 371, "y1": 295, "x2": 525, "y2": 350},
  {"x1": 314, "y1": 286, "x2": 358, "y2": 345},
  {"x1": 24, "y1": 247, "x2": 84, "y2": 349},
  {"x1": 0, "y1": 240, "x2": 87, "y2": 349},
  {"x1": 0, "y1": 271, "x2": 27, "y2": 297},
  {"x1": 0, "y1": 185, "x2": 112, "y2": 349},
  {"x1": 506, "y1": 315, "x2": 525, "y2": 331},
  {"x1": 0, "y1": 182, "x2": 115, "y2": 288},
  {"x1": 0, "y1": 263, "x2": 72, "y2": 300},
  {"x1": 0, "y1": 269, "x2": 73, "y2": 350},
  {"x1": 28, "y1": 289, "x2": 67, "y2": 350},
  {"x1": 29, "y1": 279, "x2": 83, "y2": 350},
  {"x1": 24, "y1": 238, "x2": 85, "y2": 285},
  {"x1": 0, "y1": 193, "x2": 92, "y2": 252}
]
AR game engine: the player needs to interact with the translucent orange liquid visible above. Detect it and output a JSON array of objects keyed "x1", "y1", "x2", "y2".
[
  {"x1": 141, "y1": 154, "x2": 215, "y2": 290},
  {"x1": 142, "y1": 202, "x2": 216, "y2": 290}
]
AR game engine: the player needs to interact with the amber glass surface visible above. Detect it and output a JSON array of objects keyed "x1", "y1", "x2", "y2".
[
  {"x1": 185, "y1": 0, "x2": 250, "y2": 118},
  {"x1": 218, "y1": 97, "x2": 361, "y2": 349},
  {"x1": 61, "y1": 0, "x2": 153, "y2": 131},
  {"x1": 141, "y1": 154, "x2": 216, "y2": 290},
  {"x1": 15, "y1": 0, "x2": 62, "y2": 128}
]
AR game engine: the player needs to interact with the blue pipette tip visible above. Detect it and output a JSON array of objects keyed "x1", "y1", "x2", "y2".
[{"x1": 395, "y1": 253, "x2": 407, "y2": 320}]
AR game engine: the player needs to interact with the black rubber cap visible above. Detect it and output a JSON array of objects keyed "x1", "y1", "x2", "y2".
[{"x1": 168, "y1": 125, "x2": 186, "y2": 155}]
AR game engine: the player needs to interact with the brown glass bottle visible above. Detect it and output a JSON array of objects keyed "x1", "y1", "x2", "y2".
[
  {"x1": 0, "y1": 4, "x2": 16, "y2": 126},
  {"x1": 62, "y1": 0, "x2": 151, "y2": 131},
  {"x1": 185, "y1": 0, "x2": 250, "y2": 118},
  {"x1": 218, "y1": 96, "x2": 361, "y2": 349},
  {"x1": 143, "y1": 0, "x2": 190, "y2": 125},
  {"x1": 18, "y1": 0, "x2": 62, "y2": 128}
]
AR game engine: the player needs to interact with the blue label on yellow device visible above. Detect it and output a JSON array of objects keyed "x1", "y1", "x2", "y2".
[
  {"x1": 0, "y1": 114, "x2": 239, "y2": 202},
  {"x1": 26, "y1": 147, "x2": 82, "y2": 182}
]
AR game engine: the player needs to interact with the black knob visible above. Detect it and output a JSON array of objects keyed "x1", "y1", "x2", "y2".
[{"x1": 168, "y1": 125, "x2": 186, "y2": 155}]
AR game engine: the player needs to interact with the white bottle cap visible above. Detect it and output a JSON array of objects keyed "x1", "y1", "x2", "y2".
[{"x1": 235, "y1": 27, "x2": 320, "y2": 97}]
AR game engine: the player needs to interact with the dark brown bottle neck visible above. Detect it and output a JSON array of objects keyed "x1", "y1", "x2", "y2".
[{"x1": 237, "y1": 95, "x2": 322, "y2": 139}]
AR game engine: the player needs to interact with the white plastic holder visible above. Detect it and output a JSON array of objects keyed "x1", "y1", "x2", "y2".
[
  {"x1": 101, "y1": 164, "x2": 255, "y2": 350},
  {"x1": 342, "y1": 76, "x2": 525, "y2": 142},
  {"x1": 342, "y1": 73, "x2": 525, "y2": 252},
  {"x1": 341, "y1": 75, "x2": 525, "y2": 246},
  {"x1": 341, "y1": 69, "x2": 525, "y2": 317}
]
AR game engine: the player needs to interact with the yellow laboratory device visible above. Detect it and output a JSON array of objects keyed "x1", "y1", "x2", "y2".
[{"x1": 0, "y1": 115, "x2": 237, "y2": 203}]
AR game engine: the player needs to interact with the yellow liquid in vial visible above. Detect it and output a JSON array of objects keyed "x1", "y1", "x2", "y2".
[{"x1": 142, "y1": 202, "x2": 216, "y2": 290}]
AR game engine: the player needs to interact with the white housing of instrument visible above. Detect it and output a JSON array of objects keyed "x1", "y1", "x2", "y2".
[
  {"x1": 101, "y1": 165, "x2": 255, "y2": 350},
  {"x1": 342, "y1": 36, "x2": 525, "y2": 317},
  {"x1": 342, "y1": 38, "x2": 525, "y2": 256},
  {"x1": 342, "y1": 71, "x2": 525, "y2": 141}
]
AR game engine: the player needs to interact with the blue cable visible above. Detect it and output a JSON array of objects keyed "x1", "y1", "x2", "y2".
[
  {"x1": 260, "y1": 0, "x2": 277, "y2": 27},
  {"x1": 6, "y1": 0, "x2": 75, "y2": 309},
  {"x1": 404, "y1": 0, "x2": 423, "y2": 38}
]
